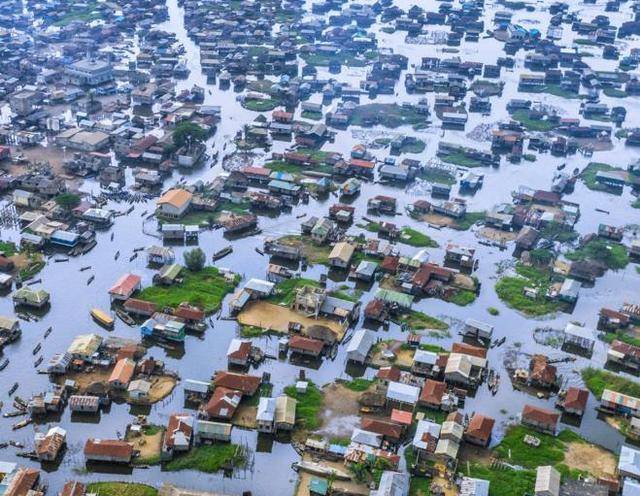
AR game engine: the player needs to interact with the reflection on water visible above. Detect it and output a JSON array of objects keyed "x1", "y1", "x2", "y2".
[{"x1": 0, "y1": 0, "x2": 639, "y2": 492}]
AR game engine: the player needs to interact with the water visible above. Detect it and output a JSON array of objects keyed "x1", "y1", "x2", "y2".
[{"x1": 1, "y1": 0, "x2": 640, "y2": 492}]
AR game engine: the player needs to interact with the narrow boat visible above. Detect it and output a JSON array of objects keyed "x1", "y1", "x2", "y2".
[
  {"x1": 33, "y1": 356, "x2": 42, "y2": 367},
  {"x1": 32, "y1": 343, "x2": 41, "y2": 355},
  {"x1": 116, "y1": 308, "x2": 136, "y2": 326},
  {"x1": 87, "y1": 275, "x2": 95, "y2": 285},
  {"x1": 91, "y1": 308, "x2": 115, "y2": 329},
  {"x1": 255, "y1": 247, "x2": 264, "y2": 256},
  {"x1": 80, "y1": 266, "x2": 92, "y2": 271},
  {"x1": 12, "y1": 418, "x2": 32, "y2": 430},
  {"x1": 8, "y1": 383, "x2": 18, "y2": 396},
  {"x1": 3, "y1": 410, "x2": 24, "y2": 418},
  {"x1": 212, "y1": 245, "x2": 233, "y2": 261},
  {"x1": 114, "y1": 251, "x2": 120, "y2": 260},
  {"x1": 129, "y1": 253, "x2": 138, "y2": 262},
  {"x1": 0, "y1": 359, "x2": 9, "y2": 371},
  {"x1": 44, "y1": 327, "x2": 52, "y2": 338}
]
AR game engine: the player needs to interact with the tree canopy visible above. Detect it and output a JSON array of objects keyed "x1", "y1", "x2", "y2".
[
  {"x1": 54, "y1": 192, "x2": 81, "y2": 210},
  {"x1": 183, "y1": 247, "x2": 206, "y2": 272},
  {"x1": 173, "y1": 121, "x2": 207, "y2": 148}
]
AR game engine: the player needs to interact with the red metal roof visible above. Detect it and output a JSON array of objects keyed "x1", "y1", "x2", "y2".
[
  {"x1": 84, "y1": 439, "x2": 133, "y2": 459},
  {"x1": 109, "y1": 273, "x2": 141, "y2": 297},
  {"x1": 213, "y1": 371, "x2": 261, "y2": 395},
  {"x1": 522, "y1": 404, "x2": 559, "y2": 426},
  {"x1": 465, "y1": 414, "x2": 495, "y2": 443},
  {"x1": 289, "y1": 335, "x2": 324, "y2": 354}
]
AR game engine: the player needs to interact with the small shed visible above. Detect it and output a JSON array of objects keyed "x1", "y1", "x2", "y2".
[
  {"x1": 563, "y1": 323, "x2": 595, "y2": 354},
  {"x1": 346, "y1": 329, "x2": 374, "y2": 364}
]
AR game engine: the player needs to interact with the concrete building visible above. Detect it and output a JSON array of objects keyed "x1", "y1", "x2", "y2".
[
  {"x1": 66, "y1": 59, "x2": 114, "y2": 86},
  {"x1": 535, "y1": 466, "x2": 561, "y2": 496},
  {"x1": 157, "y1": 189, "x2": 193, "y2": 218}
]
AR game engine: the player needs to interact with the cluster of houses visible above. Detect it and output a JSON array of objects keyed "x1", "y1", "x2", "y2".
[{"x1": 45, "y1": 332, "x2": 170, "y2": 412}]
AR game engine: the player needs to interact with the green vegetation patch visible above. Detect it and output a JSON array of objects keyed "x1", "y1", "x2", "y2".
[
  {"x1": 328, "y1": 288, "x2": 362, "y2": 303},
  {"x1": 341, "y1": 378, "x2": 373, "y2": 392},
  {"x1": 454, "y1": 211, "x2": 487, "y2": 231},
  {"x1": 301, "y1": 110, "x2": 323, "y2": 121},
  {"x1": 351, "y1": 104, "x2": 427, "y2": 129},
  {"x1": 277, "y1": 235, "x2": 332, "y2": 265},
  {"x1": 269, "y1": 277, "x2": 321, "y2": 306},
  {"x1": 399, "y1": 310, "x2": 448, "y2": 331},
  {"x1": 439, "y1": 152, "x2": 485, "y2": 168},
  {"x1": 265, "y1": 159, "x2": 333, "y2": 176},
  {"x1": 301, "y1": 51, "x2": 377, "y2": 68},
  {"x1": 543, "y1": 84, "x2": 581, "y2": 99},
  {"x1": 53, "y1": 2, "x2": 102, "y2": 26},
  {"x1": 138, "y1": 267, "x2": 239, "y2": 313},
  {"x1": 86, "y1": 482, "x2": 158, "y2": 496},
  {"x1": 566, "y1": 238, "x2": 629, "y2": 270},
  {"x1": 579, "y1": 162, "x2": 625, "y2": 191},
  {"x1": 494, "y1": 425, "x2": 566, "y2": 468},
  {"x1": 19, "y1": 254, "x2": 45, "y2": 281},
  {"x1": 55, "y1": 192, "x2": 81, "y2": 210},
  {"x1": 448, "y1": 289, "x2": 477, "y2": 306},
  {"x1": 400, "y1": 227, "x2": 439, "y2": 248},
  {"x1": 604, "y1": 87, "x2": 627, "y2": 98},
  {"x1": 398, "y1": 139, "x2": 427, "y2": 154},
  {"x1": 0, "y1": 241, "x2": 17, "y2": 256},
  {"x1": 495, "y1": 264, "x2": 561, "y2": 316},
  {"x1": 511, "y1": 109, "x2": 560, "y2": 132},
  {"x1": 466, "y1": 464, "x2": 535, "y2": 496},
  {"x1": 418, "y1": 168, "x2": 457, "y2": 185},
  {"x1": 284, "y1": 381, "x2": 324, "y2": 430},
  {"x1": 243, "y1": 98, "x2": 280, "y2": 112},
  {"x1": 582, "y1": 367, "x2": 640, "y2": 398},
  {"x1": 165, "y1": 444, "x2": 246, "y2": 473},
  {"x1": 540, "y1": 221, "x2": 578, "y2": 243}
]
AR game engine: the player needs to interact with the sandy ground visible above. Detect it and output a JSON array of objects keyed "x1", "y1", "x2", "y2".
[
  {"x1": 420, "y1": 213, "x2": 457, "y2": 227},
  {"x1": 369, "y1": 340, "x2": 414, "y2": 370},
  {"x1": 294, "y1": 454, "x2": 369, "y2": 496},
  {"x1": 238, "y1": 301, "x2": 346, "y2": 340},
  {"x1": 59, "y1": 370, "x2": 175, "y2": 403},
  {"x1": 147, "y1": 376, "x2": 177, "y2": 403},
  {"x1": 279, "y1": 236, "x2": 331, "y2": 265},
  {"x1": 453, "y1": 273, "x2": 476, "y2": 290},
  {"x1": 59, "y1": 369, "x2": 112, "y2": 392},
  {"x1": 127, "y1": 428, "x2": 163, "y2": 463},
  {"x1": 478, "y1": 227, "x2": 518, "y2": 243},
  {"x1": 8, "y1": 253, "x2": 30, "y2": 271},
  {"x1": 8, "y1": 144, "x2": 69, "y2": 176},
  {"x1": 233, "y1": 404, "x2": 257, "y2": 429},
  {"x1": 317, "y1": 383, "x2": 362, "y2": 438},
  {"x1": 564, "y1": 441, "x2": 616, "y2": 478},
  {"x1": 430, "y1": 475, "x2": 458, "y2": 496}
]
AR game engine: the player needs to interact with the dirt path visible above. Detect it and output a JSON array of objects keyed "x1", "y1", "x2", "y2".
[
  {"x1": 238, "y1": 301, "x2": 346, "y2": 340},
  {"x1": 128, "y1": 429, "x2": 163, "y2": 463},
  {"x1": 233, "y1": 404, "x2": 257, "y2": 429},
  {"x1": 317, "y1": 383, "x2": 362, "y2": 438}
]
